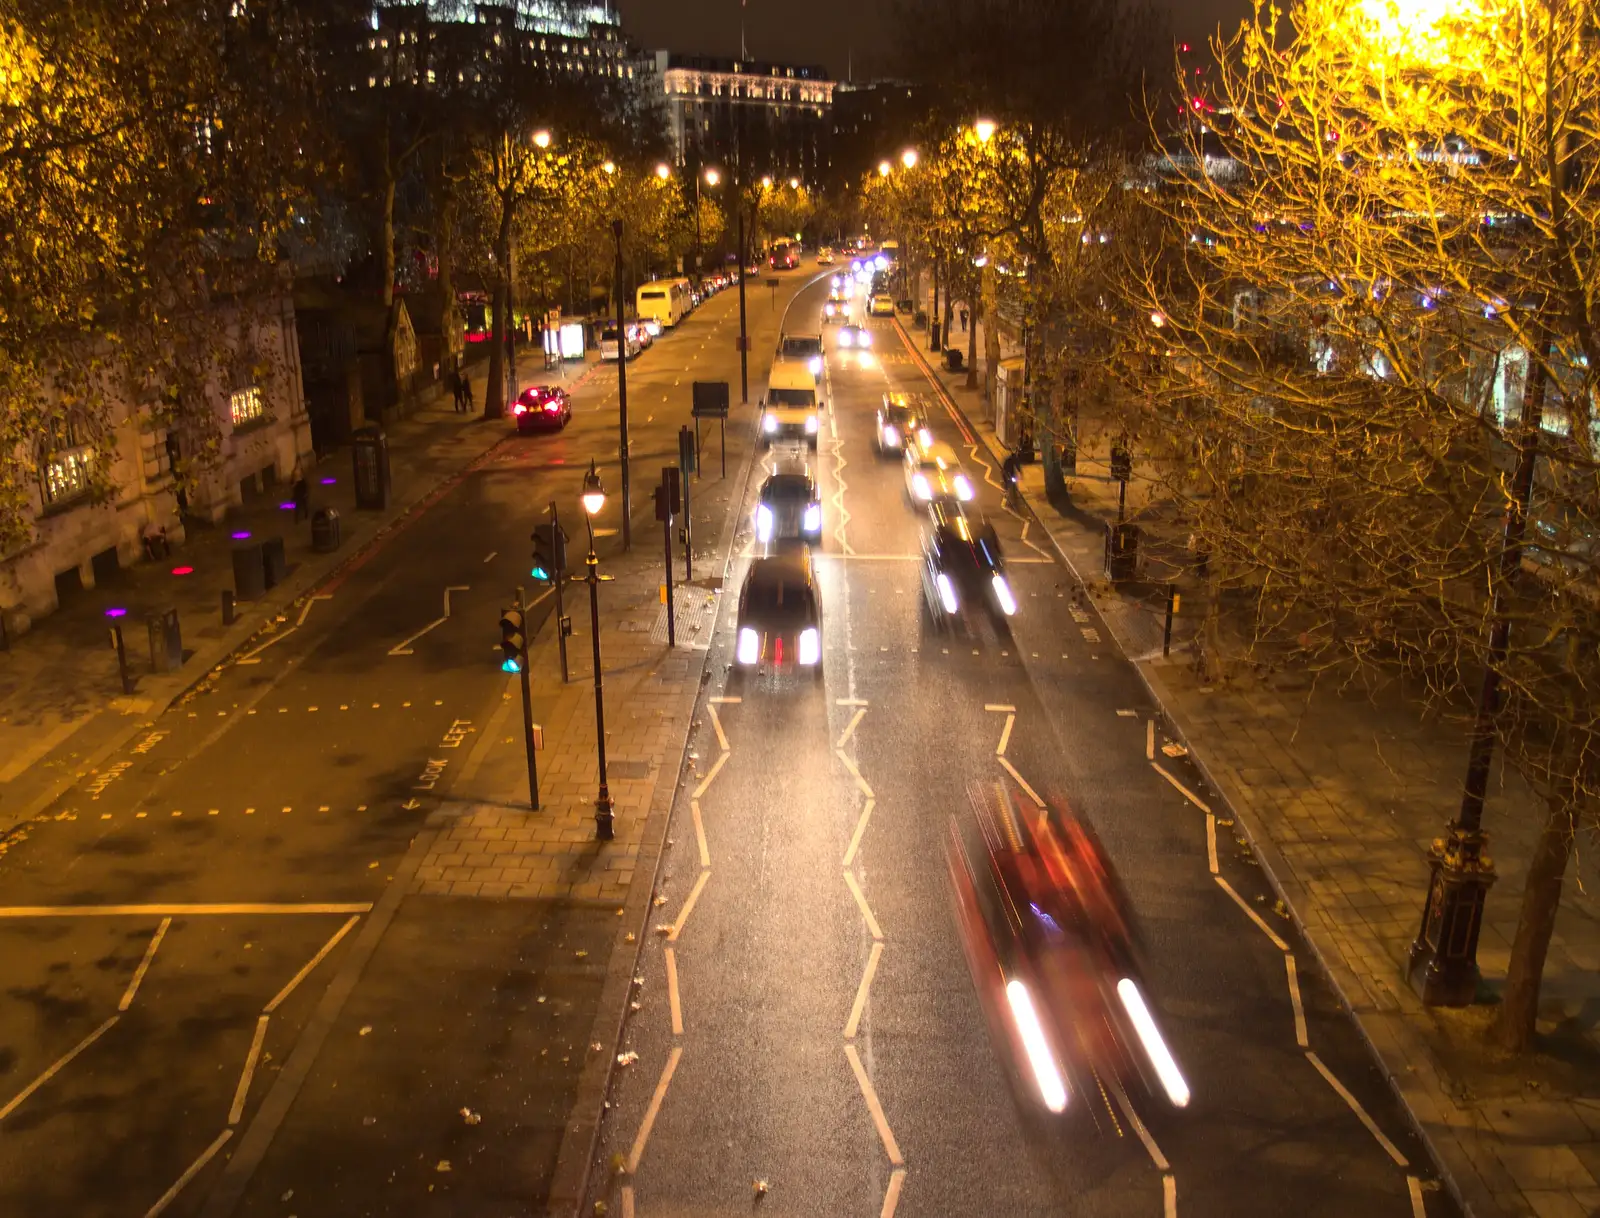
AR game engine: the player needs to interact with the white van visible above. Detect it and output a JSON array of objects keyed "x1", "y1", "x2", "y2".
[
  {"x1": 761, "y1": 361, "x2": 822, "y2": 450},
  {"x1": 637, "y1": 279, "x2": 691, "y2": 330}
]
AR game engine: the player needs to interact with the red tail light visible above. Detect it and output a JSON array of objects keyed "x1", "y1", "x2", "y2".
[{"x1": 774, "y1": 636, "x2": 784, "y2": 666}]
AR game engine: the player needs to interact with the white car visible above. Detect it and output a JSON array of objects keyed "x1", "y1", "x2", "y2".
[
  {"x1": 904, "y1": 439, "x2": 976, "y2": 505},
  {"x1": 817, "y1": 247, "x2": 835, "y2": 264},
  {"x1": 870, "y1": 294, "x2": 895, "y2": 317},
  {"x1": 599, "y1": 325, "x2": 642, "y2": 362}
]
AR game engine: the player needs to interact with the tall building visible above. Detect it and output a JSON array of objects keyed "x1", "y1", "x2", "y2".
[
  {"x1": 648, "y1": 52, "x2": 834, "y2": 184},
  {"x1": 359, "y1": 1, "x2": 643, "y2": 93},
  {"x1": 826, "y1": 79, "x2": 924, "y2": 190}
]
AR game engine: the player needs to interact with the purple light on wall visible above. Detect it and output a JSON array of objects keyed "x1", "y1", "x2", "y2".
[
  {"x1": 320, "y1": 477, "x2": 337, "y2": 485},
  {"x1": 231, "y1": 530, "x2": 252, "y2": 540},
  {"x1": 278, "y1": 502, "x2": 296, "y2": 511},
  {"x1": 171, "y1": 566, "x2": 194, "y2": 576},
  {"x1": 105, "y1": 607, "x2": 128, "y2": 618}
]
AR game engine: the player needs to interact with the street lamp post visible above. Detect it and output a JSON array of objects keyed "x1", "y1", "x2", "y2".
[
  {"x1": 736, "y1": 182, "x2": 750, "y2": 405},
  {"x1": 580, "y1": 461, "x2": 614, "y2": 840},
  {"x1": 611, "y1": 217, "x2": 632, "y2": 551}
]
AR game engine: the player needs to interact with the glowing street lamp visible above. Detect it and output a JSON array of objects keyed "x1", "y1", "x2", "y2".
[
  {"x1": 760, "y1": 174, "x2": 773, "y2": 190},
  {"x1": 532, "y1": 128, "x2": 552, "y2": 149},
  {"x1": 655, "y1": 163, "x2": 671, "y2": 180},
  {"x1": 788, "y1": 176, "x2": 800, "y2": 190},
  {"x1": 901, "y1": 147, "x2": 919, "y2": 169},
  {"x1": 973, "y1": 118, "x2": 997, "y2": 143},
  {"x1": 878, "y1": 160, "x2": 892, "y2": 177},
  {"x1": 579, "y1": 460, "x2": 615, "y2": 840},
  {"x1": 602, "y1": 160, "x2": 616, "y2": 175},
  {"x1": 704, "y1": 167, "x2": 721, "y2": 186}
]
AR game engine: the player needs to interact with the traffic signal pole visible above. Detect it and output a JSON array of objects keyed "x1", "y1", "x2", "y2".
[
  {"x1": 515, "y1": 585, "x2": 539, "y2": 811},
  {"x1": 550, "y1": 501, "x2": 569, "y2": 683}
]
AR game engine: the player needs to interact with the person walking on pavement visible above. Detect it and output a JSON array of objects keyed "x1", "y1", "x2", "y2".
[
  {"x1": 960, "y1": 304, "x2": 970, "y2": 333},
  {"x1": 291, "y1": 458, "x2": 310, "y2": 523},
  {"x1": 460, "y1": 371, "x2": 474, "y2": 413},
  {"x1": 446, "y1": 364, "x2": 463, "y2": 413}
]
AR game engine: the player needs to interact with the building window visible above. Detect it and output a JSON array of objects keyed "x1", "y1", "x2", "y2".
[
  {"x1": 230, "y1": 385, "x2": 266, "y2": 427},
  {"x1": 44, "y1": 448, "x2": 91, "y2": 505}
]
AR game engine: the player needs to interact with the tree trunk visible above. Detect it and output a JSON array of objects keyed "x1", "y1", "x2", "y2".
[
  {"x1": 965, "y1": 298, "x2": 980, "y2": 391},
  {"x1": 483, "y1": 206, "x2": 513, "y2": 418},
  {"x1": 381, "y1": 131, "x2": 397, "y2": 311},
  {"x1": 436, "y1": 197, "x2": 460, "y2": 370},
  {"x1": 1493, "y1": 797, "x2": 1577, "y2": 1051}
]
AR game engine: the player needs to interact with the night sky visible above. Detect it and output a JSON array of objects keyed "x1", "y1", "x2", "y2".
[{"x1": 614, "y1": 0, "x2": 1254, "y2": 80}]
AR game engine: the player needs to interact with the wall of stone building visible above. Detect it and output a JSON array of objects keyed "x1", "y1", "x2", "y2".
[{"x1": 0, "y1": 290, "x2": 310, "y2": 629}]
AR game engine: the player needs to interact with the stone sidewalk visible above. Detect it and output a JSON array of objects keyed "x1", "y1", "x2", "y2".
[
  {"x1": 0, "y1": 356, "x2": 516, "y2": 835},
  {"x1": 902, "y1": 318, "x2": 1600, "y2": 1218}
]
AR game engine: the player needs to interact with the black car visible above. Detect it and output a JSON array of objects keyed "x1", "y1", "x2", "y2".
[
  {"x1": 512, "y1": 385, "x2": 572, "y2": 431},
  {"x1": 733, "y1": 548, "x2": 823, "y2": 681},
  {"x1": 754, "y1": 466, "x2": 822, "y2": 546},
  {"x1": 920, "y1": 500, "x2": 1018, "y2": 629}
]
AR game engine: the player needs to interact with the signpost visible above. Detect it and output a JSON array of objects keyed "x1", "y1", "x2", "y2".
[{"x1": 692, "y1": 380, "x2": 731, "y2": 479}]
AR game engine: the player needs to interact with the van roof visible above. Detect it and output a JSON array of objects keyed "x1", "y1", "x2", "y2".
[{"x1": 768, "y1": 361, "x2": 817, "y2": 391}]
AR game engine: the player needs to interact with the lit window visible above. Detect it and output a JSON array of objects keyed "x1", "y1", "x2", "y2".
[
  {"x1": 44, "y1": 447, "x2": 91, "y2": 505},
  {"x1": 230, "y1": 386, "x2": 265, "y2": 427}
]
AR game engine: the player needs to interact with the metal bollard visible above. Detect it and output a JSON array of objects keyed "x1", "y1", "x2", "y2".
[
  {"x1": 222, "y1": 589, "x2": 236, "y2": 626},
  {"x1": 1163, "y1": 584, "x2": 1180, "y2": 657}
]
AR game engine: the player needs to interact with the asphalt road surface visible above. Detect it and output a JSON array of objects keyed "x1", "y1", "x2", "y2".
[
  {"x1": 0, "y1": 277, "x2": 806, "y2": 1218},
  {"x1": 593, "y1": 273, "x2": 1462, "y2": 1218}
]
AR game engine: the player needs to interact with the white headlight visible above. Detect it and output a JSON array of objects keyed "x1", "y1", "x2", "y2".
[
  {"x1": 756, "y1": 503, "x2": 774, "y2": 542},
  {"x1": 937, "y1": 572, "x2": 959, "y2": 614},
  {"x1": 839, "y1": 329, "x2": 854, "y2": 348},
  {"x1": 1117, "y1": 978, "x2": 1190, "y2": 1108},
  {"x1": 882, "y1": 424, "x2": 900, "y2": 447},
  {"x1": 859, "y1": 331, "x2": 872, "y2": 348},
  {"x1": 803, "y1": 503, "x2": 821, "y2": 533},
  {"x1": 763, "y1": 413, "x2": 778, "y2": 434},
  {"x1": 804, "y1": 414, "x2": 819, "y2": 434},
  {"x1": 737, "y1": 627, "x2": 760, "y2": 666},
  {"x1": 798, "y1": 626, "x2": 820, "y2": 666},
  {"x1": 991, "y1": 573, "x2": 1017, "y2": 616},
  {"x1": 1006, "y1": 979, "x2": 1068, "y2": 1113},
  {"x1": 955, "y1": 474, "x2": 975, "y2": 501},
  {"x1": 809, "y1": 356, "x2": 823, "y2": 375},
  {"x1": 912, "y1": 473, "x2": 931, "y2": 500},
  {"x1": 918, "y1": 428, "x2": 933, "y2": 448}
]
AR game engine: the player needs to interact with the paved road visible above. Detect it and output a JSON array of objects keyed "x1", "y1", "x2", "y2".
[
  {"x1": 594, "y1": 276, "x2": 1462, "y2": 1217},
  {"x1": 0, "y1": 276, "x2": 811, "y2": 1218}
]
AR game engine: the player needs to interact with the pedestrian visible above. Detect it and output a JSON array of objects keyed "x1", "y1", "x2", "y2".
[
  {"x1": 960, "y1": 304, "x2": 970, "y2": 333},
  {"x1": 461, "y1": 372, "x2": 474, "y2": 413},
  {"x1": 291, "y1": 458, "x2": 309, "y2": 523},
  {"x1": 446, "y1": 364, "x2": 463, "y2": 413}
]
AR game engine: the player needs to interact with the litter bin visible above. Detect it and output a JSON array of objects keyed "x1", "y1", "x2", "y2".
[
  {"x1": 146, "y1": 606, "x2": 182, "y2": 673},
  {"x1": 232, "y1": 540, "x2": 266, "y2": 600},
  {"x1": 943, "y1": 348, "x2": 964, "y2": 372},
  {"x1": 261, "y1": 536, "x2": 287, "y2": 589},
  {"x1": 930, "y1": 321, "x2": 942, "y2": 349},
  {"x1": 1106, "y1": 522, "x2": 1141, "y2": 582},
  {"x1": 311, "y1": 507, "x2": 342, "y2": 553}
]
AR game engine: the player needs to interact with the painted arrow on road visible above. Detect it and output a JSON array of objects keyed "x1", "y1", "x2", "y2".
[{"x1": 388, "y1": 586, "x2": 471, "y2": 656}]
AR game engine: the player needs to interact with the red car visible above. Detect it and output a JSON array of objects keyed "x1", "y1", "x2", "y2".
[{"x1": 513, "y1": 385, "x2": 572, "y2": 432}]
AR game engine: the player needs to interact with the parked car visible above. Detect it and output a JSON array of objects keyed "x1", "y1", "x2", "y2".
[{"x1": 599, "y1": 325, "x2": 642, "y2": 362}]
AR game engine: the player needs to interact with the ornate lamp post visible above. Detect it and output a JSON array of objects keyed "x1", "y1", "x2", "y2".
[{"x1": 580, "y1": 461, "x2": 615, "y2": 840}]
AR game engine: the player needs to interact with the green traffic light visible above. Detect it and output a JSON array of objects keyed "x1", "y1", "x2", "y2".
[
  {"x1": 501, "y1": 657, "x2": 522, "y2": 673},
  {"x1": 531, "y1": 564, "x2": 550, "y2": 581}
]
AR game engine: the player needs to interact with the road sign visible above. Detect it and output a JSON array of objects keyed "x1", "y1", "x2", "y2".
[{"x1": 692, "y1": 381, "x2": 730, "y2": 420}]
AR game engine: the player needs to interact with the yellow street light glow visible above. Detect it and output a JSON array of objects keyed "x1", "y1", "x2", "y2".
[
  {"x1": 655, "y1": 163, "x2": 671, "y2": 180},
  {"x1": 532, "y1": 129, "x2": 552, "y2": 148},
  {"x1": 974, "y1": 118, "x2": 997, "y2": 143},
  {"x1": 878, "y1": 160, "x2": 892, "y2": 177},
  {"x1": 602, "y1": 160, "x2": 616, "y2": 175},
  {"x1": 761, "y1": 174, "x2": 773, "y2": 189},
  {"x1": 901, "y1": 148, "x2": 919, "y2": 169},
  {"x1": 704, "y1": 167, "x2": 721, "y2": 186},
  {"x1": 788, "y1": 176, "x2": 800, "y2": 189},
  {"x1": 1350, "y1": 0, "x2": 1483, "y2": 68}
]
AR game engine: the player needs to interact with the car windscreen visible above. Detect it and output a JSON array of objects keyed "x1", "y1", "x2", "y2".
[
  {"x1": 600, "y1": 328, "x2": 618, "y2": 341},
  {"x1": 888, "y1": 407, "x2": 923, "y2": 428},
  {"x1": 769, "y1": 388, "x2": 815, "y2": 407},
  {"x1": 781, "y1": 337, "x2": 822, "y2": 357},
  {"x1": 761, "y1": 475, "x2": 813, "y2": 502},
  {"x1": 640, "y1": 291, "x2": 665, "y2": 301}
]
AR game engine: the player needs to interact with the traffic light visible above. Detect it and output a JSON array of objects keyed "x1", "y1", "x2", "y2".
[
  {"x1": 499, "y1": 607, "x2": 525, "y2": 672},
  {"x1": 531, "y1": 523, "x2": 567, "y2": 583}
]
